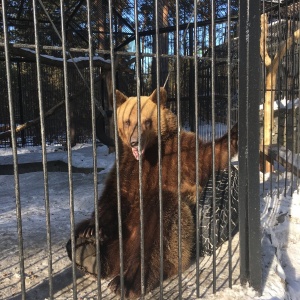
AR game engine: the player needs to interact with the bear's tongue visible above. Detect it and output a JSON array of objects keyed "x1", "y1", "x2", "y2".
[{"x1": 132, "y1": 147, "x2": 144, "y2": 160}]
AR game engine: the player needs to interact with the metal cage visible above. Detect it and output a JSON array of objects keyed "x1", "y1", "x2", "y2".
[{"x1": 3, "y1": 0, "x2": 300, "y2": 299}]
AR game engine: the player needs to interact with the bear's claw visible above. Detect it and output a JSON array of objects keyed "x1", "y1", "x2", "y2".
[{"x1": 78, "y1": 225, "x2": 108, "y2": 242}]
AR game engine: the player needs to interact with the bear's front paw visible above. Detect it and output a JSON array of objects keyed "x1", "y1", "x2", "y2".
[
  {"x1": 108, "y1": 275, "x2": 140, "y2": 298},
  {"x1": 77, "y1": 224, "x2": 108, "y2": 242},
  {"x1": 108, "y1": 275, "x2": 122, "y2": 295}
]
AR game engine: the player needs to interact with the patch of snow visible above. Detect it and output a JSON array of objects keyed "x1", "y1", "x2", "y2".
[
  {"x1": 259, "y1": 97, "x2": 299, "y2": 111},
  {"x1": 0, "y1": 143, "x2": 115, "y2": 171}
]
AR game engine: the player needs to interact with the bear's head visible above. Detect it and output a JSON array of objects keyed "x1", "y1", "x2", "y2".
[{"x1": 115, "y1": 88, "x2": 177, "y2": 160}]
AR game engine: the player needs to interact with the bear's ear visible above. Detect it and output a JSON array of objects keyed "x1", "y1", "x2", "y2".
[
  {"x1": 149, "y1": 87, "x2": 167, "y2": 105},
  {"x1": 114, "y1": 90, "x2": 128, "y2": 108}
]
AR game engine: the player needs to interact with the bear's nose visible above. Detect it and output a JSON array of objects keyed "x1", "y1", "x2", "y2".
[{"x1": 130, "y1": 141, "x2": 138, "y2": 148}]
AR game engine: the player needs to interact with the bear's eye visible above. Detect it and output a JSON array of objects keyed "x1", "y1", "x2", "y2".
[
  {"x1": 124, "y1": 120, "x2": 130, "y2": 126},
  {"x1": 144, "y1": 119, "x2": 152, "y2": 127}
]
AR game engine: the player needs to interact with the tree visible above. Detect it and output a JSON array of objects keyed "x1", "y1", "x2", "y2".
[{"x1": 260, "y1": 13, "x2": 300, "y2": 171}]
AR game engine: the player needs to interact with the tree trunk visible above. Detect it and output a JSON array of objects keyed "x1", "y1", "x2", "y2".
[
  {"x1": 260, "y1": 13, "x2": 300, "y2": 172},
  {"x1": 152, "y1": 0, "x2": 169, "y2": 90}
]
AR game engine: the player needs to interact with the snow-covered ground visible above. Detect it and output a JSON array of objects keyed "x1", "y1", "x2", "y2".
[{"x1": 0, "y1": 143, "x2": 299, "y2": 299}]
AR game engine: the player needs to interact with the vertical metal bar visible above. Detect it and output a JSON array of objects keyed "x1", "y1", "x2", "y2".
[
  {"x1": 227, "y1": 0, "x2": 233, "y2": 288},
  {"x1": 238, "y1": 0, "x2": 249, "y2": 285},
  {"x1": 211, "y1": 0, "x2": 217, "y2": 294},
  {"x1": 189, "y1": 27, "x2": 195, "y2": 132},
  {"x1": 239, "y1": 0, "x2": 262, "y2": 293},
  {"x1": 175, "y1": 0, "x2": 182, "y2": 298},
  {"x1": 86, "y1": 1, "x2": 102, "y2": 298},
  {"x1": 261, "y1": 1, "x2": 266, "y2": 196},
  {"x1": 289, "y1": 4, "x2": 295, "y2": 196},
  {"x1": 269, "y1": 5, "x2": 273, "y2": 195},
  {"x1": 266, "y1": 1, "x2": 274, "y2": 198},
  {"x1": 1, "y1": 1, "x2": 26, "y2": 299},
  {"x1": 133, "y1": 0, "x2": 145, "y2": 297},
  {"x1": 32, "y1": 1, "x2": 53, "y2": 298},
  {"x1": 107, "y1": 1, "x2": 124, "y2": 298},
  {"x1": 277, "y1": 3, "x2": 282, "y2": 198},
  {"x1": 59, "y1": 1, "x2": 77, "y2": 298},
  {"x1": 194, "y1": 0, "x2": 200, "y2": 297},
  {"x1": 17, "y1": 63, "x2": 25, "y2": 146},
  {"x1": 154, "y1": 0, "x2": 164, "y2": 298},
  {"x1": 284, "y1": 2, "x2": 288, "y2": 197},
  {"x1": 297, "y1": 8, "x2": 300, "y2": 193},
  {"x1": 247, "y1": 0, "x2": 262, "y2": 292}
]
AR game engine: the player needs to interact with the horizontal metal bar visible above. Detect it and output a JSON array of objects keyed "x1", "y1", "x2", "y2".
[{"x1": 0, "y1": 43, "x2": 239, "y2": 63}]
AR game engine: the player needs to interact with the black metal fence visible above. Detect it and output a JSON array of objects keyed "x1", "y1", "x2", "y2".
[
  {"x1": 1, "y1": 0, "x2": 299, "y2": 299},
  {"x1": 0, "y1": 1, "x2": 241, "y2": 148}
]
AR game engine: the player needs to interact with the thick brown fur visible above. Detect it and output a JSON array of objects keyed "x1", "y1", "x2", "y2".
[{"x1": 71, "y1": 88, "x2": 238, "y2": 298}]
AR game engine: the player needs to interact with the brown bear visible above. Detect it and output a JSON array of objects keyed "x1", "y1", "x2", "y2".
[{"x1": 66, "y1": 88, "x2": 238, "y2": 298}]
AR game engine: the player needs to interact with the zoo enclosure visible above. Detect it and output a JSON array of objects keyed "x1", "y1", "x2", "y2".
[
  {"x1": 0, "y1": 0, "x2": 299, "y2": 299},
  {"x1": 0, "y1": 0, "x2": 241, "y2": 147}
]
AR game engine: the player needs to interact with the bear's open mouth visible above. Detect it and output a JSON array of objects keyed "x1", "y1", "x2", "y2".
[{"x1": 131, "y1": 147, "x2": 145, "y2": 160}]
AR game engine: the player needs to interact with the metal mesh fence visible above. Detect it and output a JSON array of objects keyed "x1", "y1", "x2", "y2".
[{"x1": 4, "y1": 0, "x2": 300, "y2": 299}]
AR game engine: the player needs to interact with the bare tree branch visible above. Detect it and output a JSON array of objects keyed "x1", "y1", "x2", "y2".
[
  {"x1": 0, "y1": 76, "x2": 103, "y2": 140},
  {"x1": 260, "y1": 13, "x2": 300, "y2": 172},
  {"x1": 260, "y1": 14, "x2": 272, "y2": 67},
  {"x1": 0, "y1": 44, "x2": 112, "y2": 69},
  {"x1": 273, "y1": 27, "x2": 300, "y2": 71}
]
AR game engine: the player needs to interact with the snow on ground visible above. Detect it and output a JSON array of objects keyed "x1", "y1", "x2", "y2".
[
  {"x1": 0, "y1": 143, "x2": 115, "y2": 171},
  {"x1": 0, "y1": 143, "x2": 299, "y2": 299}
]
